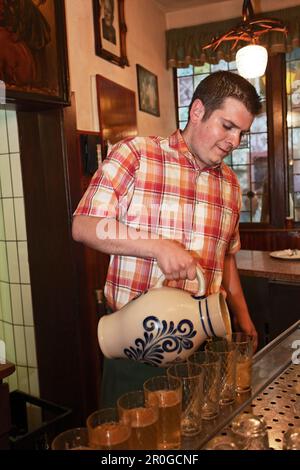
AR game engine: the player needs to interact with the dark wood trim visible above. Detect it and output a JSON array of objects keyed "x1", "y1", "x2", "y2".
[
  {"x1": 266, "y1": 54, "x2": 289, "y2": 228},
  {"x1": 17, "y1": 107, "x2": 87, "y2": 425}
]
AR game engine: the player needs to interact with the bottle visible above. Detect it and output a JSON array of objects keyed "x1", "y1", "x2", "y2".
[{"x1": 231, "y1": 414, "x2": 269, "y2": 450}]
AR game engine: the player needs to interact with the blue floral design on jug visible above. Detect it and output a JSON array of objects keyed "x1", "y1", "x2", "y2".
[{"x1": 123, "y1": 315, "x2": 196, "y2": 366}]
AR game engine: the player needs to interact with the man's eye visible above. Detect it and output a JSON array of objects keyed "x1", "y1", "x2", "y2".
[{"x1": 223, "y1": 124, "x2": 232, "y2": 130}]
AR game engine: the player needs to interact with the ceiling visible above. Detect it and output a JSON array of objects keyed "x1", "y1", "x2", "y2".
[{"x1": 154, "y1": 0, "x2": 233, "y2": 12}]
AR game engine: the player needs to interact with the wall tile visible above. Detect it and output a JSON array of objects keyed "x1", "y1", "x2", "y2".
[
  {"x1": 0, "y1": 241, "x2": 9, "y2": 282},
  {"x1": 14, "y1": 198, "x2": 27, "y2": 241},
  {"x1": 10, "y1": 284, "x2": 23, "y2": 325},
  {"x1": 0, "y1": 200, "x2": 5, "y2": 240},
  {"x1": 10, "y1": 153, "x2": 23, "y2": 197},
  {"x1": 17, "y1": 366, "x2": 29, "y2": 393},
  {"x1": 0, "y1": 155, "x2": 13, "y2": 197},
  {"x1": 21, "y1": 285, "x2": 34, "y2": 326},
  {"x1": 14, "y1": 325, "x2": 27, "y2": 366},
  {"x1": 28, "y1": 368, "x2": 40, "y2": 397},
  {"x1": 3, "y1": 198, "x2": 16, "y2": 240},
  {"x1": 6, "y1": 241, "x2": 20, "y2": 283},
  {"x1": 7, "y1": 371, "x2": 18, "y2": 392},
  {"x1": 25, "y1": 326, "x2": 37, "y2": 368},
  {"x1": 18, "y1": 242, "x2": 30, "y2": 284},
  {"x1": 0, "y1": 282, "x2": 12, "y2": 323},
  {"x1": 4, "y1": 321, "x2": 15, "y2": 363},
  {"x1": 0, "y1": 110, "x2": 9, "y2": 154},
  {"x1": 6, "y1": 110, "x2": 20, "y2": 153}
]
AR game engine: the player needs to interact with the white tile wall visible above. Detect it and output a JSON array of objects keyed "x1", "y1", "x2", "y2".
[
  {"x1": 0, "y1": 110, "x2": 39, "y2": 396},
  {"x1": 0, "y1": 111, "x2": 9, "y2": 154},
  {"x1": 2, "y1": 198, "x2": 16, "y2": 240},
  {"x1": 0, "y1": 155, "x2": 13, "y2": 197},
  {"x1": 10, "y1": 284, "x2": 23, "y2": 325},
  {"x1": 7, "y1": 241, "x2": 20, "y2": 283}
]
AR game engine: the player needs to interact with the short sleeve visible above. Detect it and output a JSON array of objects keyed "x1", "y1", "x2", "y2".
[{"x1": 74, "y1": 139, "x2": 140, "y2": 219}]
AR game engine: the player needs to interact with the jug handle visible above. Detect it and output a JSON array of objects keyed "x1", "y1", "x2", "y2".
[{"x1": 153, "y1": 266, "x2": 206, "y2": 297}]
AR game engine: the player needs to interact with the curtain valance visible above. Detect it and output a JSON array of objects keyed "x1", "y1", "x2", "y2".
[{"x1": 166, "y1": 5, "x2": 300, "y2": 68}]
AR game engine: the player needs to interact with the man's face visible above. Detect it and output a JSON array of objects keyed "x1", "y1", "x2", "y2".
[{"x1": 186, "y1": 97, "x2": 254, "y2": 170}]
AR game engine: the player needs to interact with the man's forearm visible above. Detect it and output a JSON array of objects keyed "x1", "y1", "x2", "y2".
[
  {"x1": 222, "y1": 254, "x2": 249, "y2": 320},
  {"x1": 72, "y1": 215, "x2": 159, "y2": 259}
]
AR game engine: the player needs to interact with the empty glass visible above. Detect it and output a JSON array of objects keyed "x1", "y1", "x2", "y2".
[
  {"x1": 283, "y1": 426, "x2": 300, "y2": 450},
  {"x1": 231, "y1": 413, "x2": 269, "y2": 450},
  {"x1": 205, "y1": 339, "x2": 237, "y2": 405},
  {"x1": 204, "y1": 434, "x2": 239, "y2": 450},
  {"x1": 167, "y1": 362, "x2": 203, "y2": 436},
  {"x1": 188, "y1": 351, "x2": 221, "y2": 420},
  {"x1": 51, "y1": 427, "x2": 90, "y2": 450}
]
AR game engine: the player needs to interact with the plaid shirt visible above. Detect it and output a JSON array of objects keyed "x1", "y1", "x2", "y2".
[{"x1": 74, "y1": 130, "x2": 241, "y2": 310}]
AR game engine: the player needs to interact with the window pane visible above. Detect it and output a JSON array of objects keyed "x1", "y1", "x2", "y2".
[
  {"x1": 178, "y1": 77, "x2": 193, "y2": 106},
  {"x1": 179, "y1": 107, "x2": 189, "y2": 122},
  {"x1": 232, "y1": 165, "x2": 250, "y2": 193},
  {"x1": 194, "y1": 64, "x2": 210, "y2": 74},
  {"x1": 232, "y1": 148, "x2": 249, "y2": 165},
  {"x1": 177, "y1": 66, "x2": 193, "y2": 77}
]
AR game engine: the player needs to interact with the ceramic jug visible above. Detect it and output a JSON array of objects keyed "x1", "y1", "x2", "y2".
[{"x1": 97, "y1": 267, "x2": 232, "y2": 367}]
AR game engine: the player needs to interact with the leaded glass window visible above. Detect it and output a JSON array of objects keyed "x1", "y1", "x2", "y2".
[{"x1": 176, "y1": 61, "x2": 269, "y2": 223}]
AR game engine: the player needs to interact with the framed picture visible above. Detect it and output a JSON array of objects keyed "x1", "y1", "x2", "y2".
[
  {"x1": 136, "y1": 65, "x2": 160, "y2": 117},
  {"x1": 0, "y1": 0, "x2": 69, "y2": 105},
  {"x1": 93, "y1": 0, "x2": 129, "y2": 68}
]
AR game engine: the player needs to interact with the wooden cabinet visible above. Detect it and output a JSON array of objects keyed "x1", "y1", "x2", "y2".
[
  {"x1": 0, "y1": 363, "x2": 15, "y2": 449},
  {"x1": 240, "y1": 276, "x2": 300, "y2": 350}
]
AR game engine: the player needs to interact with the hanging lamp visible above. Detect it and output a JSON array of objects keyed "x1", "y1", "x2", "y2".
[{"x1": 203, "y1": 0, "x2": 287, "y2": 79}]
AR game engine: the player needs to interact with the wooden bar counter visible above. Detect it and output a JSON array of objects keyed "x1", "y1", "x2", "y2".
[
  {"x1": 236, "y1": 249, "x2": 300, "y2": 282},
  {"x1": 236, "y1": 250, "x2": 300, "y2": 350},
  {"x1": 0, "y1": 362, "x2": 15, "y2": 449}
]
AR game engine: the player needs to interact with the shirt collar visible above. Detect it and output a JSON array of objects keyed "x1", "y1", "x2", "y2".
[{"x1": 169, "y1": 129, "x2": 223, "y2": 175}]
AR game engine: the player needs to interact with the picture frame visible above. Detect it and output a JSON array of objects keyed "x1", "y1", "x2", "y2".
[
  {"x1": 136, "y1": 65, "x2": 160, "y2": 117},
  {"x1": 0, "y1": 0, "x2": 69, "y2": 106},
  {"x1": 93, "y1": 0, "x2": 129, "y2": 68}
]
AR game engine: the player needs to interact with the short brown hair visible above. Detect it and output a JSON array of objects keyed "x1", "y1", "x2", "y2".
[{"x1": 189, "y1": 71, "x2": 262, "y2": 120}]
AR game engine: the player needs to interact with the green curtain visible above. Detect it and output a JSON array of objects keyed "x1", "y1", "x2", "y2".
[{"x1": 166, "y1": 5, "x2": 300, "y2": 68}]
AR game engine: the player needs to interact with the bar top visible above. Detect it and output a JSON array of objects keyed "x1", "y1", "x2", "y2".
[
  {"x1": 236, "y1": 249, "x2": 300, "y2": 282},
  {"x1": 0, "y1": 362, "x2": 15, "y2": 381}
]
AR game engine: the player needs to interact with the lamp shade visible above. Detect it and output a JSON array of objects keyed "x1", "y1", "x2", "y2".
[{"x1": 236, "y1": 45, "x2": 268, "y2": 79}]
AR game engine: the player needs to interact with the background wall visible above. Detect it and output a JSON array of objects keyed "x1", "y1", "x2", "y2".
[
  {"x1": 166, "y1": 0, "x2": 300, "y2": 29},
  {"x1": 65, "y1": 0, "x2": 177, "y2": 137}
]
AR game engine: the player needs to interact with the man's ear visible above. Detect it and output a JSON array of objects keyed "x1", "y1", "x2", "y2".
[{"x1": 190, "y1": 99, "x2": 205, "y2": 123}]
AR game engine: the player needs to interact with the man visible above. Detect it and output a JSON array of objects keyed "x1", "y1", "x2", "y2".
[{"x1": 73, "y1": 71, "x2": 260, "y2": 406}]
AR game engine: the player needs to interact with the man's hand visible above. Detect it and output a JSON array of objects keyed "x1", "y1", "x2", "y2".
[
  {"x1": 233, "y1": 314, "x2": 258, "y2": 352},
  {"x1": 154, "y1": 240, "x2": 198, "y2": 281}
]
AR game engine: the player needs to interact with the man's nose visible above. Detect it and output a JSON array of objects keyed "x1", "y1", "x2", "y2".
[{"x1": 227, "y1": 131, "x2": 241, "y2": 149}]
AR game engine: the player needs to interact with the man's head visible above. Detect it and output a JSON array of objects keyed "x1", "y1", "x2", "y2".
[
  {"x1": 103, "y1": 0, "x2": 114, "y2": 26},
  {"x1": 182, "y1": 71, "x2": 261, "y2": 170},
  {"x1": 188, "y1": 71, "x2": 262, "y2": 120}
]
